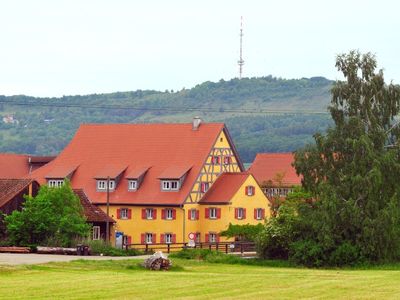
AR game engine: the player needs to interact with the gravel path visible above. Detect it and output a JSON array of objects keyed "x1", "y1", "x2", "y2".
[{"x1": 0, "y1": 253, "x2": 149, "y2": 265}]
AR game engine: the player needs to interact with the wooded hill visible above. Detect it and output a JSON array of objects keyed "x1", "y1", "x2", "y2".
[{"x1": 0, "y1": 76, "x2": 333, "y2": 162}]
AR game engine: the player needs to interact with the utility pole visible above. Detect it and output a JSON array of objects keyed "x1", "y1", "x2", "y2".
[
  {"x1": 238, "y1": 16, "x2": 245, "y2": 79},
  {"x1": 106, "y1": 176, "x2": 110, "y2": 245}
]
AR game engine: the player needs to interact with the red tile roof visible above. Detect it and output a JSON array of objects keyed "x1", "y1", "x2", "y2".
[
  {"x1": 0, "y1": 179, "x2": 34, "y2": 208},
  {"x1": 199, "y1": 172, "x2": 249, "y2": 204},
  {"x1": 126, "y1": 166, "x2": 150, "y2": 179},
  {"x1": 30, "y1": 123, "x2": 242, "y2": 206},
  {"x1": 157, "y1": 165, "x2": 192, "y2": 179},
  {"x1": 73, "y1": 189, "x2": 115, "y2": 223},
  {"x1": 0, "y1": 154, "x2": 30, "y2": 178},
  {"x1": 248, "y1": 153, "x2": 301, "y2": 187},
  {"x1": 94, "y1": 165, "x2": 127, "y2": 179},
  {"x1": 45, "y1": 165, "x2": 78, "y2": 179}
]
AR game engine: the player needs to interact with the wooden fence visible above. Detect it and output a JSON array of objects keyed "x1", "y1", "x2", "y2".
[{"x1": 126, "y1": 241, "x2": 256, "y2": 254}]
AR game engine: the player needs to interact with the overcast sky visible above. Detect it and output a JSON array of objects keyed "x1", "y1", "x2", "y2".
[{"x1": 0, "y1": 0, "x2": 399, "y2": 97}]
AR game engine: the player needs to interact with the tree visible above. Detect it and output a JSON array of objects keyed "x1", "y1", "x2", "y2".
[
  {"x1": 5, "y1": 181, "x2": 90, "y2": 247},
  {"x1": 294, "y1": 51, "x2": 400, "y2": 264}
]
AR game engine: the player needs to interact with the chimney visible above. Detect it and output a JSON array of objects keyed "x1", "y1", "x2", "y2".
[{"x1": 192, "y1": 116, "x2": 202, "y2": 130}]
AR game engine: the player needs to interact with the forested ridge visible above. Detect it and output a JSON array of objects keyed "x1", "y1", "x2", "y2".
[{"x1": 0, "y1": 76, "x2": 333, "y2": 162}]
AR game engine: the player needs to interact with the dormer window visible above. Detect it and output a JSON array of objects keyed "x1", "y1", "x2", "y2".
[
  {"x1": 245, "y1": 185, "x2": 255, "y2": 196},
  {"x1": 162, "y1": 180, "x2": 180, "y2": 191},
  {"x1": 48, "y1": 179, "x2": 64, "y2": 188},
  {"x1": 128, "y1": 180, "x2": 137, "y2": 191},
  {"x1": 97, "y1": 180, "x2": 115, "y2": 191}
]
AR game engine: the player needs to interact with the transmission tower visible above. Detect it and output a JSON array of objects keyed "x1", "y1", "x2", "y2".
[{"x1": 238, "y1": 16, "x2": 244, "y2": 79}]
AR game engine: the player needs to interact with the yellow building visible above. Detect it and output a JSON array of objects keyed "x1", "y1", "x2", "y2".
[{"x1": 31, "y1": 118, "x2": 271, "y2": 247}]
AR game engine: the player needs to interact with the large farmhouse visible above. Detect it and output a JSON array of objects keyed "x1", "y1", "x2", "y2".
[{"x1": 30, "y1": 119, "x2": 271, "y2": 246}]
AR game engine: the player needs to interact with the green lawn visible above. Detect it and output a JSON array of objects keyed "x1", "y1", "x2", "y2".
[{"x1": 1, "y1": 258, "x2": 400, "y2": 299}]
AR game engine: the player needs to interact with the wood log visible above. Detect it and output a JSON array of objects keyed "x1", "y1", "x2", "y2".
[
  {"x1": 36, "y1": 246, "x2": 77, "y2": 255},
  {"x1": 143, "y1": 251, "x2": 172, "y2": 270},
  {"x1": 0, "y1": 246, "x2": 30, "y2": 253}
]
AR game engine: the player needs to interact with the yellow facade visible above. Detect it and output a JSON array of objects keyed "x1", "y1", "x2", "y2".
[{"x1": 99, "y1": 130, "x2": 270, "y2": 246}]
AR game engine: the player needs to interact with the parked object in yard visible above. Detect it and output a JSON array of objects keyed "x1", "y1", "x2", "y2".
[
  {"x1": 37, "y1": 246, "x2": 77, "y2": 255},
  {"x1": 142, "y1": 251, "x2": 171, "y2": 270},
  {"x1": 0, "y1": 246, "x2": 30, "y2": 253}
]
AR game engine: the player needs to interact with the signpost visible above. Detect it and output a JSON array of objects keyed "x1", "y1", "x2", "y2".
[{"x1": 188, "y1": 232, "x2": 196, "y2": 247}]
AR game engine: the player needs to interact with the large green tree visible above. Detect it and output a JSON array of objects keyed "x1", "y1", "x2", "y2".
[
  {"x1": 5, "y1": 181, "x2": 90, "y2": 247},
  {"x1": 294, "y1": 51, "x2": 400, "y2": 264}
]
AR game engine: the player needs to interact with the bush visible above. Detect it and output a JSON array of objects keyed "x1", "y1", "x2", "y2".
[
  {"x1": 329, "y1": 242, "x2": 361, "y2": 266},
  {"x1": 289, "y1": 239, "x2": 325, "y2": 267},
  {"x1": 86, "y1": 240, "x2": 143, "y2": 256}
]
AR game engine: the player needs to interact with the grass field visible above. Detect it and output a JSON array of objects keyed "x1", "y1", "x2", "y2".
[{"x1": 1, "y1": 258, "x2": 400, "y2": 299}]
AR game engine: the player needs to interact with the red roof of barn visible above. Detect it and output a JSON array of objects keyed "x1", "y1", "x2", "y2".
[
  {"x1": 199, "y1": 172, "x2": 250, "y2": 204},
  {"x1": 248, "y1": 153, "x2": 301, "y2": 187},
  {"x1": 74, "y1": 189, "x2": 115, "y2": 223},
  {"x1": 0, "y1": 179, "x2": 35, "y2": 208},
  {"x1": 30, "y1": 123, "x2": 243, "y2": 206}
]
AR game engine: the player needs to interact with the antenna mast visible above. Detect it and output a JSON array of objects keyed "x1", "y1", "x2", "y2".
[{"x1": 238, "y1": 16, "x2": 244, "y2": 79}]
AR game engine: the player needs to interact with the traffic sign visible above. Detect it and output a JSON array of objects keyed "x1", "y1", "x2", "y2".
[{"x1": 188, "y1": 232, "x2": 195, "y2": 240}]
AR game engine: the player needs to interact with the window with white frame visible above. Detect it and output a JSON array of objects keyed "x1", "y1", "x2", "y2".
[
  {"x1": 128, "y1": 180, "x2": 137, "y2": 190},
  {"x1": 256, "y1": 208, "x2": 263, "y2": 220},
  {"x1": 145, "y1": 233, "x2": 153, "y2": 244},
  {"x1": 161, "y1": 180, "x2": 180, "y2": 191},
  {"x1": 209, "y1": 207, "x2": 217, "y2": 219},
  {"x1": 166, "y1": 208, "x2": 173, "y2": 220},
  {"x1": 92, "y1": 226, "x2": 100, "y2": 240},
  {"x1": 195, "y1": 232, "x2": 201, "y2": 243},
  {"x1": 48, "y1": 180, "x2": 64, "y2": 188},
  {"x1": 201, "y1": 182, "x2": 209, "y2": 193},
  {"x1": 190, "y1": 209, "x2": 197, "y2": 220},
  {"x1": 246, "y1": 186, "x2": 255, "y2": 196},
  {"x1": 165, "y1": 233, "x2": 172, "y2": 244},
  {"x1": 223, "y1": 156, "x2": 231, "y2": 164},
  {"x1": 146, "y1": 208, "x2": 154, "y2": 219},
  {"x1": 97, "y1": 180, "x2": 115, "y2": 191},
  {"x1": 120, "y1": 208, "x2": 128, "y2": 220},
  {"x1": 209, "y1": 233, "x2": 217, "y2": 243},
  {"x1": 237, "y1": 208, "x2": 244, "y2": 219}
]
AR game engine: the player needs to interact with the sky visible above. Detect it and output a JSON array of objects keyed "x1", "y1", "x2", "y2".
[{"x1": 0, "y1": 0, "x2": 399, "y2": 97}]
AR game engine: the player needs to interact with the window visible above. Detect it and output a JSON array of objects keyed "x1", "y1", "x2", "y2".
[
  {"x1": 237, "y1": 208, "x2": 244, "y2": 219},
  {"x1": 201, "y1": 182, "x2": 209, "y2": 193},
  {"x1": 255, "y1": 208, "x2": 264, "y2": 220},
  {"x1": 166, "y1": 209, "x2": 173, "y2": 220},
  {"x1": 211, "y1": 156, "x2": 220, "y2": 164},
  {"x1": 190, "y1": 209, "x2": 197, "y2": 220},
  {"x1": 209, "y1": 233, "x2": 217, "y2": 243},
  {"x1": 146, "y1": 233, "x2": 153, "y2": 244},
  {"x1": 120, "y1": 208, "x2": 128, "y2": 219},
  {"x1": 48, "y1": 180, "x2": 64, "y2": 188},
  {"x1": 165, "y1": 233, "x2": 172, "y2": 244},
  {"x1": 146, "y1": 208, "x2": 154, "y2": 219},
  {"x1": 209, "y1": 208, "x2": 217, "y2": 219},
  {"x1": 223, "y1": 156, "x2": 231, "y2": 164},
  {"x1": 246, "y1": 186, "x2": 255, "y2": 196},
  {"x1": 97, "y1": 180, "x2": 115, "y2": 191},
  {"x1": 162, "y1": 180, "x2": 180, "y2": 191},
  {"x1": 128, "y1": 180, "x2": 137, "y2": 190},
  {"x1": 92, "y1": 226, "x2": 100, "y2": 240},
  {"x1": 195, "y1": 232, "x2": 201, "y2": 243}
]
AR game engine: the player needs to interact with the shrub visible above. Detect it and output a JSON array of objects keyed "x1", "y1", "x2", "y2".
[
  {"x1": 329, "y1": 242, "x2": 361, "y2": 266},
  {"x1": 289, "y1": 239, "x2": 325, "y2": 267},
  {"x1": 86, "y1": 240, "x2": 143, "y2": 256}
]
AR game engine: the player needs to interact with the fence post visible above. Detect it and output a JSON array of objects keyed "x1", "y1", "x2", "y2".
[
  {"x1": 216, "y1": 243, "x2": 219, "y2": 252},
  {"x1": 240, "y1": 243, "x2": 243, "y2": 254},
  {"x1": 225, "y1": 244, "x2": 228, "y2": 254},
  {"x1": 167, "y1": 244, "x2": 170, "y2": 253},
  {"x1": 145, "y1": 244, "x2": 148, "y2": 253}
]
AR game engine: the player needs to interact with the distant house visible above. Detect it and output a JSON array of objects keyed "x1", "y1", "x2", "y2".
[
  {"x1": 30, "y1": 119, "x2": 271, "y2": 247},
  {"x1": 248, "y1": 153, "x2": 301, "y2": 198},
  {"x1": 0, "y1": 179, "x2": 40, "y2": 237},
  {"x1": 0, "y1": 153, "x2": 55, "y2": 178}
]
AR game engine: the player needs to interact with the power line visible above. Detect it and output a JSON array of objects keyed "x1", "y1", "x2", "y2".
[{"x1": 0, "y1": 99, "x2": 329, "y2": 115}]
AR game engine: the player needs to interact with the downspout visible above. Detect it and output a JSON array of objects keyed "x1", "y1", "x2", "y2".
[{"x1": 181, "y1": 205, "x2": 186, "y2": 244}]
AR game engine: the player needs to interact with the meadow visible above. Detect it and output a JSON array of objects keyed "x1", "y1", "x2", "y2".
[{"x1": 1, "y1": 258, "x2": 400, "y2": 299}]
